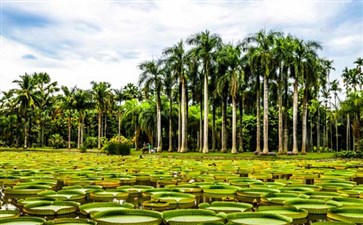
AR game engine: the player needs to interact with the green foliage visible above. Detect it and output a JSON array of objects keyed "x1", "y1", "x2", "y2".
[
  {"x1": 48, "y1": 134, "x2": 65, "y2": 149},
  {"x1": 336, "y1": 149, "x2": 363, "y2": 159},
  {"x1": 80, "y1": 145, "x2": 87, "y2": 153},
  {"x1": 84, "y1": 136, "x2": 97, "y2": 149},
  {"x1": 103, "y1": 136, "x2": 132, "y2": 156}
]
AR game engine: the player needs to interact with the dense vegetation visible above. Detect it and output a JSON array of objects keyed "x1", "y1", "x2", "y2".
[{"x1": 0, "y1": 29, "x2": 362, "y2": 155}]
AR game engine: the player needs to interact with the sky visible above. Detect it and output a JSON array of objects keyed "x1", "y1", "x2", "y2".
[{"x1": 1, "y1": 0, "x2": 362, "y2": 93}]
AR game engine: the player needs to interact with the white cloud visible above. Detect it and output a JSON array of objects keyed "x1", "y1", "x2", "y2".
[{"x1": 1, "y1": 0, "x2": 362, "y2": 92}]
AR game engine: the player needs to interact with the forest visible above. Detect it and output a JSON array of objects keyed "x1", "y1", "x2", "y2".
[{"x1": 0, "y1": 29, "x2": 362, "y2": 155}]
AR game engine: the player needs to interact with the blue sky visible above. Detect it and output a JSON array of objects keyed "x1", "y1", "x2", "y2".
[{"x1": 1, "y1": 0, "x2": 362, "y2": 92}]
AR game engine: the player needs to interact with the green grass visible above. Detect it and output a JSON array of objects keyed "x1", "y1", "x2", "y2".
[{"x1": 0, "y1": 147, "x2": 336, "y2": 160}]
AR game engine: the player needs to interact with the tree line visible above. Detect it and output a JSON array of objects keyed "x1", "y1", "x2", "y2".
[{"x1": 0, "y1": 29, "x2": 362, "y2": 154}]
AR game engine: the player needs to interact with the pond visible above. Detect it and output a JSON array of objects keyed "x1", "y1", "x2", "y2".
[{"x1": 1, "y1": 151, "x2": 363, "y2": 225}]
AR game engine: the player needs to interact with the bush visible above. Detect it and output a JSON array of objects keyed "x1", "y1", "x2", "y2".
[
  {"x1": 84, "y1": 136, "x2": 98, "y2": 149},
  {"x1": 103, "y1": 136, "x2": 132, "y2": 156},
  {"x1": 48, "y1": 134, "x2": 65, "y2": 149},
  {"x1": 336, "y1": 149, "x2": 363, "y2": 159},
  {"x1": 80, "y1": 145, "x2": 87, "y2": 153}
]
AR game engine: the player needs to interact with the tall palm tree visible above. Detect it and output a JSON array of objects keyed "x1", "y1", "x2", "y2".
[
  {"x1": 59, "y1": 86, "x2": 77, "y2": 149},
  {"x1": 216, "y1": 43, "x2": 243, "y2": 154},
  {"x1": 33, "y1": 72, "x2": 59, "y2": 147},
  {"x1": 300, "y1": 47, "x2": 323, "y2": 154},
  {"x1": 139, "y1": 59, "x2": 164, "y2": 152},
  {"x1": 187, "y1": 30, "x2": 222, "y2": 153},
  {"x1": 73, "y1": 88, "x2": 93, "y2": 149},
  {"x1": 11, "y1": 73, "x2": 42, "y2": 148},
  {"x1": 163, "y1": 41, "x2": 187, "y2": 152},
  {"x1": 330, "y1": 79, "x2": 341, "y2": 151},
  {"x1": 114, "y1": 87, "x2": 124, "y2": 138},
  {"x1": 245, "y1": 29, "x2": 282, "y2": 154},
  {"x1": 91, "y1": 81, "x2": 112, "y2": 149},
  {"x1": 123, "y1": 99, "x2": 141, "y2": 150}
]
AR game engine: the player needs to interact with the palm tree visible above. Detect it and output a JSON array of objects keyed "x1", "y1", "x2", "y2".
[
  {"x1": 114, "y1": 87, "x2": 124, "y2": 138},
  {"x1": 245, "y1": 29, "x2": 282, "y2": 154},
  {"x1": 123, "y1": 99, "x2": 141, "y2": 150},
  {"x1": 216, "y1": 43, "x2": 243, "y2": 154},
  {"x1": 330, "y1": 79, "x2": 341, "y2": 151},
  {"x1": 11, "y1": 73, "x2": 42, "y2": 148},
  {"x1": 59, "y1": 86, "x2": 77, "y2": 149},
  {"x1": 187, "y1": 30, "x2": 222, "y2": 153},
  {"x1": 73, "y1": 88, "x2": 93, "y2": 149},
  {"x1": 163, "y1": 41, "x2": 187, "y2": 152},
  {"x1": 33, "y1": 72, "x2": 59, "y2": 147},
  {"x1": 91, "y1": 81, "x2": 112, "y2": 149},
  {"x1": 139, "y1": 59, "x2": 164, "y2": 152}
]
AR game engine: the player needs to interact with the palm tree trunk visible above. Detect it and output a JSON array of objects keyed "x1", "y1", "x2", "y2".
[
  {"x1": 284, "y1": 113, "x2": 288, "y2": 153},
  {"x1": 262, "y1": 75, "x2": 269, "y2": 154},
  {"x1": 301, "y1": 93, "x2": 308, "y2": 154},
  {"x1": 81, "y1": 113, "x2": 84, "y2": 146},
  {"x1": 157, "y1": 94, "x2": 162, "y2": 152},
  {"x1": 346, "y1": 114, "x2": 350, "y2": 150},
  {"x1": 212, "y1": 104, "x2": 216, "y2": 152},
  {"x1": 317, "y1": 109, "x2": 321, "y2": 152},
  {"x1": 203, "y1": 69, "x2": 209, "y2": 154},
  {"x1": 68, "y1": 115, "x2": 71, "y2": 149},
  {"x1": 292, "y1": 79, "x2": 299, "y2": 154},
  {"x1": 335, "y1": 118, "x2": 339, "y2": 151},
  {"x1": 231, "y1": 96, "x2": 237, "y2": 154},
  {"x1": 77, "y1": 114, "x2": 81, "y2": 149},
  {"x1": 98, "y1": 111, "x2": 102, "y2": 149},
  {"x1": 23, "y1": 116, "x2": 28, "y2": 149},
  {"x1": 180, "y1": 78, "x2": 187, "y2": 152},
  {"x1": 199, "y1": 100, "x2": 203, "y2": 152},
  {"x1": 104, "y1": 114, "x2": 107, "y2": 139},
  {"x1": 256, "y1": 79, "x2": 261, "y2": 153},
  {"x1": 221, "y1": 97, "x2": 227, "y2": 153},
  {"x1": 278, "y1": 89, "x2": 283, "y2": 154},
  {"x1": 239, "y1": 94, "x2": 244, "y2": 152},
  {"x1": 178, "y1": 93, "x2": 181, "y2": 152},
  {"x1": 134, "y1": 116, "x2": 139, "y2": 150},
  {"x1": 168, "y1": 96, "x2": 173, "y2": 152},
  {"x1": 310, "y1": 119, "x2": 313, "y2": 151},
  {"x1": 118, "y1": 111, "x2": 121, "y2": 138}
]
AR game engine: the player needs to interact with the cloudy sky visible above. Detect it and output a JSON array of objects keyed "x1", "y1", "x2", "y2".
[{"x1": 1, "y1": 0, "x2": 362, "y2": 92}]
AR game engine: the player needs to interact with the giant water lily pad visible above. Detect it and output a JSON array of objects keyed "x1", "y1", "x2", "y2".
[
  {"x1": 0, "y1": 210, "x2": 19, "y2": 219},
  {"x1": 92, "y1": 209, "x2": 162, "y2": 225},
  {"x1": 0, "y1": 217, "x2": 46, "y2": 225},
  {"x1": 227, "y1": 212, "x2": 292, "y2": 225},
  {"x1": 284, "y1": 199, "x2": 342, "y2": 214},
  {"x1": 163, "y1": 209, "x2": 224, "y2": 225},
  {"x1": 90, "y1": 189, "x2": 128, "y2": 201},
  {"x1": 199, "y1": 201, "x2": 252, "y2": 213},
  {"x1": 23, "y1": 201, "x2": 79, "y2": 215},
  {"x1": 79, "y1": 202, "x2": 134, "y2": 215},
  {"x1": 327, "y1": 207, "x2": 363, "y2": 224},
  {"x1": 257, "y1": 206, "x2": 308, "y2": 219},
  {"x1": 44, "y1": 218, "x2": 96, "y2": 225}
]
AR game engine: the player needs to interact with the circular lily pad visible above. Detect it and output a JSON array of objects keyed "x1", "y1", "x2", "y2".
[
  {"x1": 199, "y1": 201, "x2": 252, "y2": 213},
  {"x1": 0, "y1": 210, "x2": 20, "y2": 219},
  {"x1": 226, "y1": 212, "x2": 292, "y2": 225},
  {"x1": 92, "y1": 209, "x2": 162, "y2": 225},
  {"x1": 0, "y1": 217, "x2": 46, "y2": 225},
  {"x1": 261, "y1": 193, "x2": 308, "y2": 205},
  {"x1": 257, "y1": 206, "x2": 308, "y2": 219},
  {"x1": 203, "y1": 185, "x2": 241, "y2": 195},
  {"x1": 79, "y1": 202, "x2": 134, "y2": 215},
  {"x1": 163, "y1": 209, "x2": 224, "y2": 225},
  {"x1": 284, "y1": 199, "x2": 342, "y2": 214},
  {"x1": 327, "y1": 207, "x2": 363, "y2": 224},
  {"x1": 90, "y1": 189, "x2": 128, "y2": 201},
  {"x1": 23, "y1": 201, "x2": 79, "y2": 215},
  {"x1": 38, "y1": 190, "x2": 85, "y2": 202},
  {"x1": 44, "y1": 218, "x2": 96, "y2": 225}
]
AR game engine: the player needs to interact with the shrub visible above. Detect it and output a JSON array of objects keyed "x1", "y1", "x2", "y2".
[
  {"x1": 103, "y1": 136, "x2": 132, "y2": 156},
  {"x1": 84, "y1": 136, "x2": 98, "y2": 149},
  {"x1": 80, "y1": 145, "x2": 87, "y2": 153},
  {"x1": 336, "y1": 149, "x2": 363, "y2": 159},
  {"x1": 48, "y1": 134, "x2": 65, "y2": 149}
]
